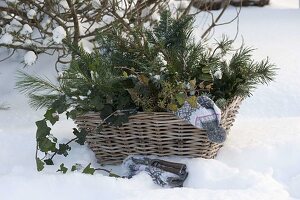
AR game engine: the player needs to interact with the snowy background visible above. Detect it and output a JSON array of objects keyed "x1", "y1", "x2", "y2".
[{"x1": 1, "y1": 0, "x2": 300, "y2": 199}]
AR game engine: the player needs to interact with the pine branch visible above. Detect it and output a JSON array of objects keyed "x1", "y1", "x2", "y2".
[
  {"x1": 16, "y1": 71, "x2": 61, "y2": 95},
  {"x1": 28, "y1": 94, "x2": 61, "y2": 110}
]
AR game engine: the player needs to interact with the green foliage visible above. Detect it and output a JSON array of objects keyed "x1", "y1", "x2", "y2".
[
  {"x1": 82, "y1": 163, "x2": 95, "y2": 175},
  {"x1": 57, "y1": 144, "x2": 71, "y2": 157},
  {"x1": 57, "y1": 164, "x2": 68, "y2": 174},
  {"x1": 73, "y1": 128, "x2": 87, "y2": 145},
  {"x1": 36, "y1": 157, "x2": 45, "y2": 172},
  {"x1": 212, "y1": 47, "x2": 277, "y2": 99},
  {"x1": 95, "y1": 10, "x2": 219, "y2": 111},
  {"x1": 44, "y1": 159, "x2": 54, "y2": 165},
  {"x1": 16, "y1": 10, "x2": 276, "y2": 173}
]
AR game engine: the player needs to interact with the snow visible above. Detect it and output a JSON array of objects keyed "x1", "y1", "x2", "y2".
[
  {"x1": 24, "y1": 51, "x2": 37, "y2": 66},
  {"x1": 0, "y1": 33, "x2": 13, "y2": 44},
  {"x1": 10, "y1": 19, "x2": 22, "y2": 28},
  {"x1": 213, "y1": 70, "x2": 222, "y2": 79},
  {"x1": 1, "y1": 2, "x2": 300, "y2": 200},
  {"x1": 92, "y1": 0, "x2": 101, "y2": 9},
  {"x1": 6, "y1": 0, "x2": 18, "y2": 4},
  {"x1": 20, "y1": 24, "x2": 33, "y2": 35},
  {"x1": 153, "y1": 74, "x2": 161, "y2": 80},
  {"x1": 79, "y1": 38, "x2": 94, "y2": 54},
  {"x1": 52, "y1": 26, "x2": 67, "y2": 44},
  {"x1": 27, "y1": 9, "x2": 36, "y2": 19}
]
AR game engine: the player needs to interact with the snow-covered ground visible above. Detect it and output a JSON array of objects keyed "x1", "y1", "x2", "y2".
[{"x1": 1, "y1": 2, "x2": 300, "y2": 200}]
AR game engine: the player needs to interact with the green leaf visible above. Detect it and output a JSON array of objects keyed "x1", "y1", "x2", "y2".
[
  {"x1": 90, "y1": 96, "x2": 104, "y2": 111},
  {"x1": 44, "y1": 108, "x2": 59, "y2": 125},
  {"x1": 71, "y1": 163, "x2": 82, "y2": 172},
  {"x1": 187, "y1": 96, "x2": 197, "y2": 108},
  {"x1": 109, "y1": 173, "x2": 121, "y2": 178},
  {"x1": 36, "y1": 120, "x2": 51, "y2": 141},
  {"x1": 39, "y1": 137, "x2": 57, "y2": 152},
  {"x1": 175, "y1": 93, "x2": 186, "y2": 106},
  {"x1": 51, "y1": 95, "x2": 69, "y2": 114},
  {"x1": 122, "y1": 71, "x2": 128, "y2": 77},
  {"x1": 57, "y1": 144, "x2": 71, "y2": 157},
  {"x1": 167, "y1": 103, "x2": 178, "y2": 111},
  {"x1": 36, "y1": 157, "x2": 45, "y2": 172},
  {"x1": 71, "y1": 165, "x2": 77, "y2": 172},
  {"x1": 105, "y1": 112, "x2": 130, "y2": 127},
  {"x1": 66, "y1": 110, "x2": 78, "y2": 119},
  {"x1": 57, "y1": 163, "x2": 68, "y2": 174},
  {"x1": 73, "y1": 128, "x2": 87, "y2": 145},
  {"x1": 44, "y1": 159, "x2": 54, "y2": 165},
  {"x1": 82, "y1": 163, "x2": 95, "y2": 175},
  {"x1": 100, "y1": 104, "x2": 114, "y2": 120}
]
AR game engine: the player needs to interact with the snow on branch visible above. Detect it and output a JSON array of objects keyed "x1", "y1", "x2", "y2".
[{"x1": 0, "y1": 0, "x2": 239, "y2": 68}]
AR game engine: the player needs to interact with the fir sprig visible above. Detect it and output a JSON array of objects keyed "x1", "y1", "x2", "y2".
[{"x1": 16, "y1": 71, "x2": 61, "y2": 95}]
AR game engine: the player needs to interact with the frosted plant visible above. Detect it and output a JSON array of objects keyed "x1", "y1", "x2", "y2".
[
  {"x1": 0, "y1": 1, "x2": 239, "y2": 67},
  {"x1": 24, "y1": 51, "x2": 37, "y2": 66},
  {"x1": 52, "y1": 26, "x2": 67, "y2": 44}
]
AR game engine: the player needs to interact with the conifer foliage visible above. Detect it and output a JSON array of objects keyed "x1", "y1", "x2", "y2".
[{"x1": 16, "y1": 11, "x2": 276, "y2": 172}]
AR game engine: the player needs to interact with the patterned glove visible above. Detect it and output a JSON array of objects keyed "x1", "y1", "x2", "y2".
[{"x1": 123, "y1": 156, "x2": 188, "y2": 187}]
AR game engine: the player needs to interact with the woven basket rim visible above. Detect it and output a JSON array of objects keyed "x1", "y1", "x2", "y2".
[{"x1": 74, "y1": 96, "x2": 243, "y2": 164}]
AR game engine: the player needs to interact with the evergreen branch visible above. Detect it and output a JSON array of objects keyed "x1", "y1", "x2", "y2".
[
  {"x1": 251, "y1": 59, "x2": 277, "y2": 84},
  {"x1": 16, "y1": 71, "x2": 61, "y2": 95},
  {"x1": 28, "y1": 94, "x2": 61, "y2": 110}
]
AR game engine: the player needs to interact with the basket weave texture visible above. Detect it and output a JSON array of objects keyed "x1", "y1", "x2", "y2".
[{"x1": 75, "y1": 97, "x2": 243, "y2": 165}]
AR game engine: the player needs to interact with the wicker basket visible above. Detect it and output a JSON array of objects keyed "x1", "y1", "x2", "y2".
[{"x1": 75, "y1": 96, "x2": 243, "y2": 165}]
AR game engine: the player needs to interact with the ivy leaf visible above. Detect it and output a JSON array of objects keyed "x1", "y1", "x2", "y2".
[
  {"x1": 82, "y1": 163, "x2": 95, "y2": 175},
  {"x1": 51, "y1": 95, "x2": 69, "y2": 114},
  {"x1": 100, "y1": 104, "x2": 113, "y2": 120},
  {"x1": 187, "y1": 96, "x2": 197, "y2": 108},
  {"x1": 36, "y1": 120, "x2": 51, "y2": 141},
  {"x1": 39, "y1": 137, "x2": 57, "y2": 152},
  {"x1": 71, "y1": 163, "x2": 82, "y2": 172},
  {"x1": 73, "y1": 128, "x2": 87, "y2": 145},
  {"x1": 57, "y1": 144, "x2": 71, "y2": 157},
  {"x1": 106, "y1": 111, "x2": 130, "y2": 127},
  {"x1": 175, "y1": 93, "x2": 186, "y2": 106},
  {"x1": 167, "y1": 103, "x2": 178, "y2": 111},
  {"x1": 57, "y1": 163, "x2": 68, "y2": 174},
  {"x1": 71, "y1": 165, "x2": 77, "y2": 172},
  {"x1": 66, "y1": 109, "x2": 78, "y2": 120},
  {"x1": 122, "y1": 71, "x2": 128, "y2": 77},
  {"x1": 44, "y1": 108, "x2": 59, "y2": 125},
  {"x1": 90, "y1": 95, "x2": 104, "y2": 111},
  {"x1": 36, "y1": 157, "x2": 45, "y2": 172},
  {"x1": 44, "y1": 159, "x2": 54, "y2": 165}
]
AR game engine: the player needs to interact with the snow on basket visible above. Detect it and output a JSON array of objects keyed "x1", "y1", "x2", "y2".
[{"x1": 75, "y1": 97, "x2": 243, "y2": 165}]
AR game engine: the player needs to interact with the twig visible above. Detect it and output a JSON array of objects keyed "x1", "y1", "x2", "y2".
[
  {"x1": 94, "y1": 168, "x2": 120, "y2": 176},
  {"x1": 50, "y1": 137, "x2": 77, "y2": 160},
  {"x1": 201, "y1": 0, "x2": 233, "y2": 39},
  {"x1": 0, "y1": 49, "x2": 16, "y2": 62}
]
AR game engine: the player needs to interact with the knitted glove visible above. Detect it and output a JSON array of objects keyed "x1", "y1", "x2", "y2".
[
  {"x1": 175, "y1": 95, "x2": 227, "y2": 143},
  {"x1": 123, "y1": 156, "x2": 188, "y2": 187}
]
